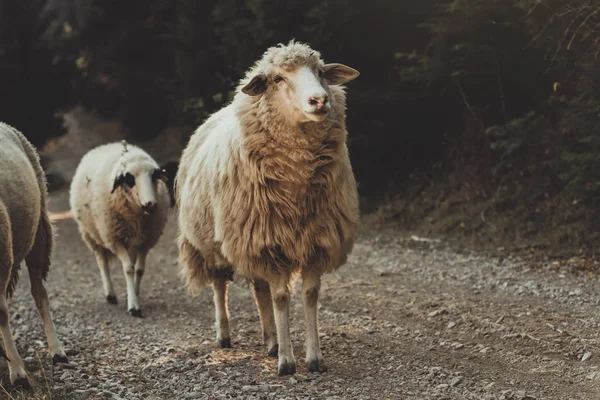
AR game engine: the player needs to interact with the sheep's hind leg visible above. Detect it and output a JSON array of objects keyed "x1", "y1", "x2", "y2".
[
  {"x1": 25, "y1": 216, "x2": 68, "y2": 365},
  {"x1": 0, "y1": 273, "x2": 28, "y2": 386},
  {"x1": 0, "y1": 206, "x2": 29, "y2": 387},
  {"x1": 27, "y1": 265, "x2": 68, "y2": 365},
  {"x1": 115, "y1": 245, "x2": 142, "y2": 317},
  {"x1": 302, "y1": 269, "x2": 327, "y2": 372},
  {"x1": 96, "y1": 250, "x2": 117, "y2": 304},
  {"x1": 0, "y1": 292, "x2": 28, "y2": 387},
  {"x1": 270, "y1": 274, "x2": 296, "y2": 376},
  {"x1": 212, "y1": 275, "x2": 232, "y2": 348},
  {"x1": 252, "y1": 279, "x2": 278, "y2": 357}
]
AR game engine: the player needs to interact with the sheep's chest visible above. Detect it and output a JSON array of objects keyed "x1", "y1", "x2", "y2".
[
  {"x1": 230, "y1": 145, "x2": 342, "y2": 270},
  {"x1": 111, "y1": 208, "x2": 154, "y2": 249}
]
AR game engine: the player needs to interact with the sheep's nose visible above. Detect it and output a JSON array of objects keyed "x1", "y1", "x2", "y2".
[
  {"x1": 308, "y1": 94, "x2": 328, "y2": 110},
  {"x1": 142, "y1": 202, "x2": 157, "y2": 214}
]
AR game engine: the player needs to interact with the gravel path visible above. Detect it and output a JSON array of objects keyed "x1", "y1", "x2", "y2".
[{"x1": 4, "y1": 189, "x2": 600, "y2": 399}]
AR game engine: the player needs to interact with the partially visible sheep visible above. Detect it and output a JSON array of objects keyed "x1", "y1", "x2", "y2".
[
  {"x1": 0, "y1": 122, "x2": 68, "y2": 387},
  {"x1": 176, "y1": 40, "x2": 360, "y2": 375},
  {"x1": 70, "y1": 141, "x2": 170, "y2": 317}
]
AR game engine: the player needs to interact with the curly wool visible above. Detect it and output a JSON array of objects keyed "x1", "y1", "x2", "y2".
[{"x1": 176, "y1": 41, "x2": 359, "y2": 294}]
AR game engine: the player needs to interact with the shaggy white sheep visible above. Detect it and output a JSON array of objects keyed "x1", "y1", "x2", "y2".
[
  {"x1": 70, "y1": 141, "x2": 169, "y2": 317},
  {"x1": 0, "y1": 122, "x2": 68, "y2": 387},
  {"x1": 176, "y1": 40, "x2": 360, "y2": 375}
]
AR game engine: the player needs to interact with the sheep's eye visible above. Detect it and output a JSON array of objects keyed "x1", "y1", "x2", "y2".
[
  {"x1": 124, "y1": 173, "x2": 135, "y2": 187},
  {"x1": 273, "y1": 75, "x2": 284, "y2": 83}
]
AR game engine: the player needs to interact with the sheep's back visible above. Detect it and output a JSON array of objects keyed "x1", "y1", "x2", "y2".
[{"x1": 0, "y1": 125, "x2": 42, "y2": 264}]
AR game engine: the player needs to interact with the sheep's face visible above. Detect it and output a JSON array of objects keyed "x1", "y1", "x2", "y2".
[
  {"x1": 112, "y1": 162, "x2": 168, "y2": 215},
  {"x1": 242, "y1": 61, "x2": 359, "y2": 123}
]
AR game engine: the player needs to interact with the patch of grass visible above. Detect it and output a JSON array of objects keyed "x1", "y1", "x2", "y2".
[{"x1": 0, "y1": 354, "x2": 83, "y2": 400}]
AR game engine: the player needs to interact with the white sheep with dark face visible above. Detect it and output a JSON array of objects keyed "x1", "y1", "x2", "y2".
[
  {"x1": 176, "y1": 40, "x2": 360, "y2": 375},
  {"x1": 0, "y1": 122, "x2": 68, "y2": 387},
  {"x1": 70, "y1": 141, "x2": 170, "y2": 317}
]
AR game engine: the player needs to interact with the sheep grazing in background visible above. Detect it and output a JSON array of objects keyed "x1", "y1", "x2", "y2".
[
  {"x1": 0, "y1": 123, "x2": 68, "y2": 387},
  {"x1": 70, "y1": 141, "x2": 169, "y2": 317},
  {"x1": 176, "y1": 40, "x2": 360, "y2": 375}
]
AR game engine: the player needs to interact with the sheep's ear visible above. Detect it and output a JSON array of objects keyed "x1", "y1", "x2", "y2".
[
  {"x1": 153, "y1": 168, "x2": 169, "y2": 183},
  {"x1": 241, "y1": 74, "x2": 267, "y2": 96},
  {"x1": 111, "y1": 174, "x2": 124, "y2": 193},
  {"x1": 322, "y1": 63, "x2": 360, "y2": 85}
]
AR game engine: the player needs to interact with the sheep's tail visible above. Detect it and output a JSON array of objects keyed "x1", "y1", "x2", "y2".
[
  {"x1": 178, "y1": 235, "x2": 211, "y2": 296},
  {"x1": 23, "y1": 212, "x2": 53, "y2": 282},
  {"x1": 0, "y1": 200, "x2": 17, "y2": 299}
]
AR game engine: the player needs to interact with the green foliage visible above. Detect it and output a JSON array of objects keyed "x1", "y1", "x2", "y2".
[{"x1": 392, "y1": 0, "x2": 600, "y2": 234}]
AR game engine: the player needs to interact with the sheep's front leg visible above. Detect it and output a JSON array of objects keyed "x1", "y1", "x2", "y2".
[
  {"x1": 0, "y1": 212, "x2": 28, "y2": 387},
  {"x1": 134, "y1": 250, "x2": 147, "y2": 297},
  {"x1": 252, "y1": 279, "x2": 278, "y2": 357},
  {"x1": 302, "y1": 269, "x2": 327, "y2": 372},
  {"x1": 95, "y1": 251, "x2": 117, "y2": 304},
  {"x1": 212, "y1": 277, "x2": 231, "y2": 348},
  {"x1": 115, "y1": 245, "x2": 142, "y2": 317},
  {"x1": 270, "y1": 274, "x2": 296, "y2": 376}
]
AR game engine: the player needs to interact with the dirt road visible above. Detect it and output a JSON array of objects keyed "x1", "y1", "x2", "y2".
[{"x1": 3, "y1": 188, "x2": 600, "y2": 399}]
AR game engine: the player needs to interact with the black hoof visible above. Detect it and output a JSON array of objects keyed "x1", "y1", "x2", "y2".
[
  {"x1": 278, "y1": 362, "x2": 296, "y2": 376},
  {"x1": 106, "y1": 295, "x2": 118, "y2": 304},
  {"x1": 218, "y1": 338, "x2": 232, "y2": 348},
  {"x1": 12, "y1": 377, "x2": 31, "y2": 390},
  {"x1": 267, "y1": 345, "x2": 279, "y2": 358},
  {"x1": 128, "y1": 308, "x2": 143, "y2": 318},
  {"x1": 307, "y1": 359, "x2": 328, "y2": 373},
  {"x1": 52, "y1": 354, "x2": 69, "y2": 365}
]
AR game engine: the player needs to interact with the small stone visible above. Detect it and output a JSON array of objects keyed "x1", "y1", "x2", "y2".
[
  {"x1": 450, "y1": 376, "x2": 463, "y2": 387},
  {"x1": 60, "y1": 371, "x2": 72, "y2": 381},
  {"x1": 582, "y1": 351, "x2": 592, "y2": 362},
  {"x1": 242, "y1": 384, "x2": 270, "y2": 392},
  {"x1": 586, "y1": 371, "x2": 599, "y2": 380},
  {"x1": 294, "y1": 374, "x2": 313, "y2": 382}
]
